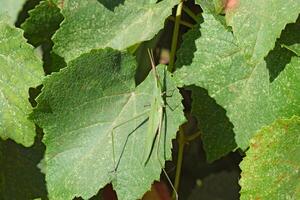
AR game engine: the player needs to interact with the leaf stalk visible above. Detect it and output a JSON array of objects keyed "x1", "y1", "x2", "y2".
[
  {"x1": 168, "y1": 0, "x2": 184, "y2": 72},
  {"x1": 173, "y1": 128, "x2": 201, "y2": 199},
  {"x1": 182, "y1": 6, "x2": 199, "y2": 22}
]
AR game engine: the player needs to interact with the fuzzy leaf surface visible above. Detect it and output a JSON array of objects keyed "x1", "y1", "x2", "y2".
[
  {"x1": 31, "y1": 48, "x2": 184, "y2": 200},
  {"x1": 175, "y1": 13, "x2": 300, "y2": 149},
  {"x1": 52, "y1": 0, "x2": 177, "y2": 62},
  {"x1": 226, "y1": 0, "x2": 300, "y2": 63},
  {"x1": 0, "y1": 20, "x2": 43, "y2": 146},
  {"x1": 240, "y1": 116, "x2": 300, "y2": 200}
]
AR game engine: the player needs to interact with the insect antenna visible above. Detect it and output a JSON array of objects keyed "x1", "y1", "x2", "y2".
[
  {"x1": 147, "y1": 49, "x2": 163, "y2": 89},
  {"x1": 156, "y1": 112, "x2": 178, "y2": 200}
]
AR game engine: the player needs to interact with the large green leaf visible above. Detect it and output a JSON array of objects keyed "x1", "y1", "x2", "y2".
[
  {"x1": 0, "y1": 20, "x2": 43, "y2": 146},
  {"x1": 0, "y1": 132, "x2": 47, "y2": 200},
  {"x1": 52, "y1": 0, "x2": 177, "y2": 62},
  {"x1": 0, "y1": 0, "x2": 26, "y2": 24},
  {"x1": 31, "y1": 48, "x2": 184, "y2": 200},
  {"x1": 226, "y1": 0, "x2": 300, "y2": 64},
  {"x1": 175, "y1": 13, "x2": 300, "y2": 149},
  {"x1": 21, "y1": 0, "x2": 64, "y2": 47},
  {"x1": 240, "y1": 116, "x2": 300, "y2": 199}
]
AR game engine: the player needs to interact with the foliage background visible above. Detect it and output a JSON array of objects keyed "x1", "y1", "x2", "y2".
[{"x1": 0, "y1": 0, "x2": 299, "y2": 199}]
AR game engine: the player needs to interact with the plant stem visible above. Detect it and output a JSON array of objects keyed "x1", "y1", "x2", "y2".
[
  {"x1": 186, "y1": 131, "x2": 201, "y2": 142},
  {"x1": 172, "y1": 126, "x2": 185, "y2": 199},
  {"x1": 168, "y1": 16, "x2": 194, "y2": 28},
  {"x1": 172, "y1": 128, "x2": 201, "y2": 199},
  {"x1": 182, "y1": 6, "x2": 199, "y2": 22},
  {"x1": 168, "y1": 0, "x2": 184, "y2": 72}
]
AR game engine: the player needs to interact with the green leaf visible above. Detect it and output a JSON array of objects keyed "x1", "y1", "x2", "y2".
[
  {"x1": 31, "y1": 48, "x2": 184, "y2": 200},
  {"x1": 226, "y1": 0, "x2": 300, "y2": 64},
  {"x1": 21, "y1": 1, "x2": 66, "y2": 75},
  {"x1": 0, "y1": 20, "x2": 43, "y2": 146},
  {"x1": 190, "y1": 86, "x2": 236, "y2": 162},
  {"x1": 175, "y1": 13, "x2": 261, "y2": 149},
  {"x1": 195, "y1": 0, "x2": 218, "y2": 13},
  {"x1": 0, "y1": 132, "x2": 47, "y2": 200},
  {"x1": 240, "y1": 116, "x2": 300, "y2": 200},
  {"x1": 175, "y1": 13, "x2": 300, "y2": 149},
  {"x1": 21, "y1": 0, "x2": 64, "y2": 47},
  {"x1": 0, "y1": 0, "x2": 26, "y2": 24},
  {"x1": 52, "y1": 0, "x2": 177, "y2": 62}
]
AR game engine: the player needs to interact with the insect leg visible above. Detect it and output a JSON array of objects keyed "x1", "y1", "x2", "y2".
[
  {"x1": 156, "y1": 109, "x2": 178, "y2": 200},
  {"x1": 111, "y1": 111, "x2": 149, "y2": 172}
]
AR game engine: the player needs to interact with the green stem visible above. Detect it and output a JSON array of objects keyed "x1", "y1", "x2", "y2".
[
  {"x1": 168, "y1": 16, "x2": 194, "y2": 28},
  {"x1": 172, "y1": 127, "x2": 185, "y2": 199},
  {"x1": 168, "y1": 1, "x2": 184, "y2": 72},
  {"x1": 182, "y1": 6, "x2": 199, "y2": 22},
  {"x1": 186, "y1": 131, "x2": 201, "y2": 142},
  {"x1": 172, "y1": 129, "x2": 201, "y2": 199}
]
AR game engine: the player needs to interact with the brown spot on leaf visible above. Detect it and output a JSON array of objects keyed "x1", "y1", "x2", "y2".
[{"x1": 251, "y1": 142, "x2": 259, "y2": 150}]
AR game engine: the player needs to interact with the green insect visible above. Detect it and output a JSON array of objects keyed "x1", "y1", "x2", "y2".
[
  {"x1": 111, "y1": 49, "x2": 178, "y2": 199},
  {"x1": 142, "y1": 49, "x2": 165, "y2": 164}
]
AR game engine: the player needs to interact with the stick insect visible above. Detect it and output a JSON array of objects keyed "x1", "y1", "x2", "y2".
[{"x1": 111, "y1": 49, "x2": 178, "y2": 199}]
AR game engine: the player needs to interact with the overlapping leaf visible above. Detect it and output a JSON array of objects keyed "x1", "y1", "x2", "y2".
[
  {"x1": 21, "y1": 0, "x2": 66, "y2": 75},
  {"x1": 0, "y1": 20, "x2": 43, "y2": 146},
  {"x1": 175, "y1": 13, "x2": 300, "y2": 149},
  {"x1": 226, "y1": 0, "x2": 300, "y2": 64},
  {"x1": 21, "y1": 0, "x2": 63, "y2": 47},
  {"x1": 31, "y1": 48, "x2": 184, "y2": 200},
  {"x1": 240, "y1": 116, "x2": 300, "y2": 199},
  {"x1": 52, "y1": 0, "x2": 177, "y2": 62},
  {"x1": 0, "y1": 0, "x2": 26, "y2": 24}
]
